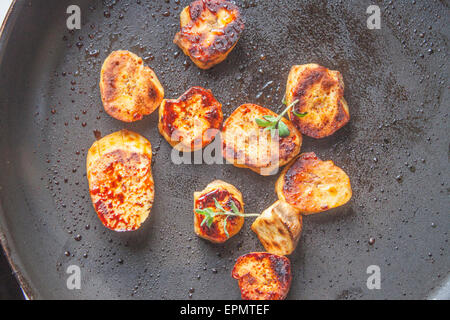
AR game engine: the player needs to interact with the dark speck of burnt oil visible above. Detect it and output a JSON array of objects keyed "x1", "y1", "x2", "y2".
[{"x1": 93, "y1": 130, "x2": 102, "y2": 140}]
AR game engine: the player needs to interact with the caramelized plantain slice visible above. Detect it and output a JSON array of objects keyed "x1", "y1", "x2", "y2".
[
  {"x1": 193, "y1": 180, "x2": 244, "y2": 243},
  {"x1": 276, "y1": 152, "x2": 352, "y2": 214},
  {"x1": 158, "y1": 86, "x2": 223, "y2": 152},
  {"x1": 232, "y1": 252, "x2": 292, "y2": 300},
  {"x1": 222, "y1": 104, "x2": 302, "y2": 176},
  {"x1": 174, "y1": 0, "x2": 245, "y2": 69},
  {"x1": 100, "y1": 50, "x2": 164, "y2": 122},
  {"x1": 251, "y1": 200, "x2": 302, "y2": 256},
  {"x1": 286, "y1": 64, "x2": 350, "y2": 139},
  {"x1": 86, "y1": 130, "x2": 154, "y2": 231}
]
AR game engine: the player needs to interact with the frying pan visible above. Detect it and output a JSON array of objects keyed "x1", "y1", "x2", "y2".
[{"x1": 0, "y1": 0, "x2": 448, "y2": 300}]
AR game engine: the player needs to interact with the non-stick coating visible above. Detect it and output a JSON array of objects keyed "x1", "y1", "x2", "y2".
[{"x1": 0, "y1": 0, "x2": 448, "y2": 299}]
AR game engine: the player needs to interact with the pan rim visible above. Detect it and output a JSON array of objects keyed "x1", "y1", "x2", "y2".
[{"x1": 0, "y1": 0, "x2": 34, "y2": 300}]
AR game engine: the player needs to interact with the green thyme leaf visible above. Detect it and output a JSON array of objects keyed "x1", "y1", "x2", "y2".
[
  {"x1": 263, "y1": 115, "x2": 277, "y2": 122},
  {"x1": 230, "y1": 201, "x2": 240, "y2": 214},
  {"x1": 214, "y1": 198, "x2": 225, "y2": 212},
  {"x1": 278, "y1": 121, "x2": 290, "y2": 137},
  {"x1": 223, "y1": 216, "x2": 229, "y2": 238},
  {"x1": 254, "y1": 99, "x2": 301, "y2": 138},
  {"x1": 255, "y1": 118, "x2": 272, "y2": 127},
  {"x1": 293, "y1": 110, "x2": 308, "y2": 118},
  {"x1": 196, "y1": 208, "x2": 216, "y2": 228}
]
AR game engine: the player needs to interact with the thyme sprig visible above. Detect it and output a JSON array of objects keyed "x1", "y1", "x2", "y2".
[
  {"x1": 255, "y1": 98, "x2": 307, "y2": 138},
  {"x1": 195, "y1": 198, "x2": 260, "y2": 238}
]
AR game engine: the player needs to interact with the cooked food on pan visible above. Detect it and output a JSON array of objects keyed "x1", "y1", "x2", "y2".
[
  {"x1": 285, "y1": 64, "x2": 350, "y2": 139},
  {"x1": 222, "y1": 104, "x2": 302, "y2": 176},
  {"x1": 251, "y1": 200, "x2": 302, "y2": 256},
  {"x1": 232, "y1": 252, "x2": 292, "y2": 300},
  {"x1": 174, "y1": 0, "x2": 245, "y2": 69},
  {"x1": 158, "y1": 86, "x2": 223, "y2": 152},
  {"x1": 100, "y1": 50, "x2": 164, "y2": 122},
  {"x1": 194, "y1": 180, "x2": 246, "y2": 243},
  {"x1": 86, "y1": 130, "x2": 154, "y2": 231},
  {"x1": 276, "y1": 152, "x2": 352, "y2": 214}
]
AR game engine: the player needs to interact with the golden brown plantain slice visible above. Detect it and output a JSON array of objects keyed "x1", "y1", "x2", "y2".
[
  {"x1": 174, "y1": 0, "x2": 245, "y2": 69},
  {"x1": 86, "y1": 130, "x2": 154, "y2": 231},
  {"x1": 100, "y1": 50, "x2": 164, "y2": 122},
  {"x1": 232, "y1": 252, "x2": 292, "y2": 300},
  {"x1": 222, "y1": 104, "x2": 302, "y2": 176},
  {"x1": 251, "y1": 200, "x2": 302, "y2": 256},
  {"x1": 193, "y1": 180, "x2": 244, "y2": 243},
  {"x1": 276, "y1": 152, "x2": 352, "y2": 214},
  {"x1": 285, "y1": 64, "x2": 350, "y2": 139},
  {"x1": 158, "y1": 86, "x2": 223, "y2": 152}
]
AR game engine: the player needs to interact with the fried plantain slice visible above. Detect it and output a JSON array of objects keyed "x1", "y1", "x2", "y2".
[
  {"x1": 251, "y1": 200, "x2": 302, "y2": 256},
  {"x1": 193, "y1": 180, "x2": 244, "y2": 243},
  {"x1": 174, "y1": 0, "x2": 245, "y2": 69},
  {"x1": 285, "y1": 64, "x2": 350, "y2": 139},
  {"x1": 86, "y1": 130, "x2": 154, "y2": 231},
  {"x1": 100, "y1": 50, "x2": 164, "y2": 122},
  {"x1": 276, "y1": 152, "x2": 352, "y2": 214},
  {"x1": 232, "y1": 252, "x2": 292, "y2": 300},
  {"x1": 222, "y1": 104, "x2": 302, "y2": 176},
  {"x1": 158, "y1": 86, "x2": 223, "y2": 152}
]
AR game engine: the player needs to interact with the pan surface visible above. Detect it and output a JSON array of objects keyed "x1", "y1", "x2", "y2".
[{"x1": 0, "y1": 0, "x2": 448, "y2": 299}]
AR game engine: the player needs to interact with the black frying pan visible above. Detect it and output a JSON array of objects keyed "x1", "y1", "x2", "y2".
[{"x1": 0, "y1": 0, "x2": 448, "y2": 299}]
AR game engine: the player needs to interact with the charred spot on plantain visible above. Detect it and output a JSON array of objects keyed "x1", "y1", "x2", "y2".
[
  {"x1": 279, "y1": 136, "x2": 298, "y2": 161},
  {"x1": 277, "y1": 227, "x2": 286, "y2": 236},
  {"x1": 335, "y1": 100, "x2": 348, "y2": 122},
  {"x1": 242, "y1": 273, "x2": 257, "y2": 285},
  {"x1": 292, "y1": 69, "x2": 327, "y2": 107},
  {"x1": 196, "y1": 188, "x2": 242, "y2": 212},
  {"x1": 148, "y1": 86, "x2": 157, "y2": 99},
  {"x1": 269, "y1": 255, "x2": 291, "y2": 284},
  {"x1": 269, "y1": 241, "x2": 281, "y2": 249},
  {"x1": 283, "y1": 153, "x2": 318, "y2": 196}
]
